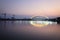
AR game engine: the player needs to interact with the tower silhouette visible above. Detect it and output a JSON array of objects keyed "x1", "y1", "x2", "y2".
[{"x1": 3, "y1": 13, "x2": 6, "y2": 19}]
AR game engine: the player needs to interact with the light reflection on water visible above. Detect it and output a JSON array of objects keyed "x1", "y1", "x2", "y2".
[{"x1": 0, "y1": 21, "x2": 60, "y2": 39}]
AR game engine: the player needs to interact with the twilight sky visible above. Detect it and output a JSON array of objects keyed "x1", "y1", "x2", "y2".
[{"x1": 0, "y1": 0, "x2": 60, "y2": 17}]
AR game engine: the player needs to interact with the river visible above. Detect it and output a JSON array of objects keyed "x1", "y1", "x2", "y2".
[{"x1": 0, "y1": 21, "x2": 60, "y2": 40}]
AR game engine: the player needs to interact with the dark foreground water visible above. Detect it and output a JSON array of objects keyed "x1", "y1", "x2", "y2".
[{"x1": 0, "y1": 21, "x2": 60, "y2": 40}]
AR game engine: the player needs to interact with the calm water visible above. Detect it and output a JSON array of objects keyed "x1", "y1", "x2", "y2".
[{"x1": 0, "y1": 21, "x2": 60, "y2": 40}]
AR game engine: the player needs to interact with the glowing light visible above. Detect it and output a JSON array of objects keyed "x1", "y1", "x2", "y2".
[
  {"x1": 31, "y1": 15, "x2": 49, "y2": 19},
  {"x1": 30, "y1": 16, "x2": 57, "y2": 27},
  {"x1": 30, "y1": 21, "x2": 57, "y2": 27},
  {"x1": 30, "y1": 21, "x2": 48, "y2": 27},
  {"x1": 30, "y1": 16, "x2": 49, "y2": 27}
]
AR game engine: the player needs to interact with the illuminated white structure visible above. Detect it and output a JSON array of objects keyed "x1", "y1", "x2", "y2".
[{"x1": 30, "y1": 16, "x2": 57, "y2": 27}]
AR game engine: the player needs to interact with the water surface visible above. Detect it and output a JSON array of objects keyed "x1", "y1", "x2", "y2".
[{"x1": 0, "y1": 21, "x2": 60, "y2": 39}]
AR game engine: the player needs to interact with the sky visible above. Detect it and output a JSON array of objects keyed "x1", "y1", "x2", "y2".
[{"x1": 0, "y1": 0, "x2": 60, "y2": 17}]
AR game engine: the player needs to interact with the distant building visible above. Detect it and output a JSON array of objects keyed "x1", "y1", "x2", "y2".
[
  {"x1": 11, "y1": 15, "x2": 15, "y2": 19},
  {"x1": 0, "y1": 16, "x2": 1, "y2": 19},
  {"x1": 3, "y1": 13, "x2": 6, "y2": 19},
  {"x1": 57, "y1": 17, "x2": 60, "y2": 24}
]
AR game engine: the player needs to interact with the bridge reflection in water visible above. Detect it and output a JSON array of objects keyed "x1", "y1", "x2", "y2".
[{"x1": 30, "y1": 21, "x2": 57, "y2": 27}]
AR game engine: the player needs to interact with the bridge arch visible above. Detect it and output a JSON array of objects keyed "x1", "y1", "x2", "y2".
[{"x1": 31, "y1": 16, "x2": 49, "y2": 21}]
